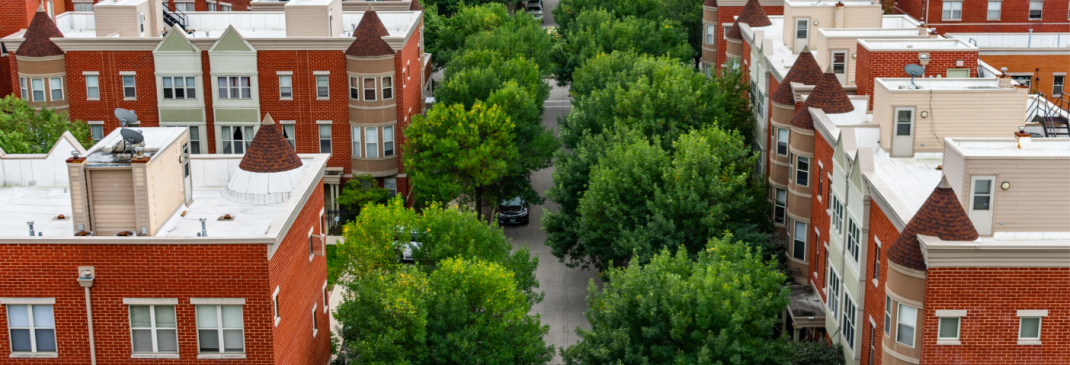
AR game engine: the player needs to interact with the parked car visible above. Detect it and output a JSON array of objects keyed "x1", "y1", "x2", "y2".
[
  {"x1": 526, "y1": 3, "x2": 543, "y2": 23},
  {"x1": 394, "y1": 226, "x2": 421, "y2": 264},
  {"x1": 498, "y1": 197, "x2": 530, "y2": 225}
]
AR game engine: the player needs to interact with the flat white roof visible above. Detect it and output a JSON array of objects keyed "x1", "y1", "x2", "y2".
[
  {"x1": 876, "y1": 77, "x2": 1007, "y2": 91},
  {"x1": 946, "y1": 33, "x2": 1070, "y2": 49},
  {"x1": 866, "y1": 149, "x2": 944, "y2": 223},
  {"x1": 819, "y1": 28, "x2": 923, "y2": 38},
  {"x1": 786, "y1": 0, "x2": 879, "y2": 6},
  {"x1": 947, "y1": 138, "x2": 1070, "y2": 158},
  {"x1": 859, "y1": 38, "x2": 976, "y2": 51}
]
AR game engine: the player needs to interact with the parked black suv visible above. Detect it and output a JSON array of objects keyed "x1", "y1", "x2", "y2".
[{"x1": 498, "y1": 197, "x2": 530, "y2": 225}]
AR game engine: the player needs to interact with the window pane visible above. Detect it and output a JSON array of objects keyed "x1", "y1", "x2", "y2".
[
  {"x1": 197, "y1": 306, "x2": 218, "y2": 328},
  {"x1": 32, "y1": 305, "x2": 53, "y2": 327},
  {"x1": 130, "y1": 306, "x2": 151, "y2": 327},
  {"x1": 157, "y1": 329, "x2": 179, "y2": 352},
  {"x1": 132, "y1": 329, "x2": 154, "y2": 351},
  {"x1": 199, "y1": 329, "x2": 220, "y2": 352},
  {"x1": 938, "y1": 317, "x2": 959, "y2": 338},
  {"x1": 155, "y1": 305, "x2": 176, "y2": 327},
  {"x1": 221, "y1": 305, "x2": 243, "y2": 328},
  {"x1": 975, "y1": 179, "x2": 991, "y2": 194},
  {"x1": 8, "y1": 305, "x2": 29, "y2": 327},
  {"x1": 223, "y1": 329, "x2": 244, "y2": 351},
  {"x1": 10, "y1": 329, "x2": 31, "y2": 351},
  {"x1": 124, "y1": 76, "x2": 135, "y2": 87},
  {"x1": 973, "y1": 196, "x2": 990, "y2": 210},
  {"x1": 1020, "y1": 318, "x2": 1040, "y2": 338},
  {"x1": 34, "y1": 329, "x2": 56, "y2": 351}
]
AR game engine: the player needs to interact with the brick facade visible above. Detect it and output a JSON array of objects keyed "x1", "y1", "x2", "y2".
[
  {"x1": 65, "y1": 50, "x2": 160, "y2": 131},
  {"x1": 976, "y1": 53, "x2": 1069, "y2": 102},
  {"x1": 862, "y1": 202, "x2": 899, "y2": 365},
  {"x1": 714, "y1": 5, "x2": 785, "y2": 73},
  {"x1": 855, "y1": 46, "x2": 979, "y2": 107},
  {"x1": 810, "y1": 134, "x2": 835, "y2": 300},
  {"x1": 893, "y1": 0, "x2": 1070, "y2": 33},
  {"x1": 922, "y1": 267, "x2": 1070, "y2": 364}
]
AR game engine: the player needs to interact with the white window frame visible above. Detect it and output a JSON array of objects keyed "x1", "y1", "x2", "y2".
[
  {"x1": 832, "y1": 194, "x2": 844, "y2": 235},
  {"x1": 795, "y1": 18, "x2": 808, "y2": 40},
  {"x1": 847, "y1": 217, "x2": 860, "y2": 263},
  {"x1": 280, "y1": 122, "x2": 296, "y2": 149},
  {"x1": 795, "y1": 156, "x2": 810, "y2": 186},
  {"x1": 884, "y1": 296, "x2": 892, "y2": 335},
  {"x1": 1017, "y1": 310, "x2": 1047, "y2": 345},
  {"x1": 318, "y1": 122, "x2": 332, "y2": 154},
  {"x1": 773, "y1": 188, "x2": 787, "y2": 225},
  {"x1": 272, "y1": 287, "x2": 281, "y2": 326},
  {"x1": 1052, "y1": 74, "x2": 1064, "y2": 96},
  {"x1": 383, "y1": 125, "x2": 394, "y2": 157},
  {"x1": 792, "y1": 220, "x2": 807, "y2": 262},
  {"x1": 776, "y1": 127, "x2": 789, "y2": 156},
  {"x1": 1029, "y1": 0, "x2": 1044, "y2": 19},
  {"x1": 217, "y1": 76, "x2": 251, "y2": 100},
  {"x1": 311, "y1": 303, "x2": 319, "y2": 338},
  {"x1": 935, "y1": 310, "x2": 966, "y2": 345},
  {"x1": 84, "y1": 73, "x2": 100, "y2": 100},
  {"x1": 896, "y1": 303, "x2": 917, "y2": 348},
  {"x1": 942, "y1": 0, "x2": 963, "y2": 20},
  {"x1": 19, "y1": 77, "x2": 28, "y2": 100},
  {"x1": 351, "y1": 125, "x2": 362, "y2": 157},
  {"x1": 220, "y1": 125, "x2": 254, "y2": 154},
  {"x1": 2, "y1": 298, "x2": 57, "y2": 356},
  {"x1": 363, "y1": 77, "x2": 377, "y2": 101},
  {"x1": 315, "y1": 72, "x2": 330, "y2": 99},
  {"x1": 89, "y1": 121, "x2": 105, "y2": 142},
  {"x1": 278, "y1": 73, "x2": 293, "y2": 99},
  {"x1": 382, "y1": 76, "x2": 393, "y2": 100},
  {"x1": 987, "y1": 0, "x2": 1002, "y2": 20},
  {"x1": 48, "y1": 77, "x2": 63, "y2": 101},
  {"x1": 73, "y1": 1, "x2": 94, "y2": 12},
  {"x1": 192, "y1": 300, "x2": 245, "y2": 357},
  {"x1": 826, "y1": 266, "x2": 841, "y2": 319},
  {"x1": 842, "y1": 292, "x2": 857, "y2": 351},
  {"x1": 30, "y1": 78, "x2": 45, "y2": 102},
  {"x1": 161, "y1": 76, "x2": 197, "y2": 100},
  {"x1": 122, "y1": 72, "x2": 137, "y2": 100},
  {"x1": 705, "y1": 24, "x2": 715, "y2": 45},
  {"x1": 365, "y1": 127, "x2": 379, "y2": 158},
  {"x1": 322, "y1": 281, "x2": 329, "y2": 314},
  {"x1": 308, "y1": 227, "x2": 315, "y2": 262},
  {"x1": 125, "y1": 300, "x2": 180, "y2": 356}
]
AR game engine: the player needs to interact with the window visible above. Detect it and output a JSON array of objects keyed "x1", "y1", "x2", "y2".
[
  {"x1": 162, "y1": 76, "x2": 196, "y2": 100},
  {"x1": 196, "y1": 305, "x2": 244, "y2": 354},
  {"x1": 188, "y1": 126, "x2": 202, "y2": 154},
  {"x1": 365, "y1": 127, "x2": 379, "y2": 158},
  {"x1": 795, "y1": 18, "x2": 808, "y2": 39},
  {"x1": 19, "y1": 78, "x2": 27, "y2": 99},
  {"x1": 971, "y1": 178, "x2": 993, "y2": 210},
  {"x1": 896, "y1": 304, "x2": 917, "y2": 347},
  {"x1": 1053, "y1": 75, "x2": 1064, "y2": 96},
  {"x1": 896, "y1": 108, "x2": 913, "y2": 136},
  {"x1": 123, "y1": 75, "x2": 137, "y2": 99},
  {"x1": 282, "y1": 124, "x2": 295, "y2": 149},
  {"x1": 272, "y1": 287, "x2": 281, "y2": 326},
  {"x1": 129, "y1": 305, "x2": 178, "y2": 354},
  {"x1": 773, "y1": 188, "x2": 786, "y2": 224},
  {"x1": 385, "y1": 178, "x2": 397, "y2": 196},
  {"x1": 938, "y1": 317, "x2": 960, "y2": 340},
  {"x1": 217, "y1": 76, "x2": 251, "y2": 99},
  {"x1": 792, "y1": 221, "x2": 807, "y2": 261},
  {"x1": 817, "y1": 166, "x2": 823, "y2": 202},
  {"x1": 1029, "y1": 0, "x2": 1043, "y2": 19},
  {"x1": 873, "y1": 244, "x2": 881, "y2": 282},
  {"x1": 383, "y1": 126, "x2": 394, "y2": 156},
  {"x1": 381, "y1": 76, "x2": 393, "y2": 100},
  {"x1": 31, "y1": 78, "x2": 45, "y2": 101},
  {"x1": 311, "y1": 304, "x2": 318, "y2": 337},
  {"x1": 6, "y1": 304, "x2": 56, "y2": 353},
  {"x1": 85, "y1": 75, "x2": 99, "y2": 99},
  {"x1": 832, "y1": 195, "x2": 844, "y2": 234},
  {"x1": 827, "y1": 267, "x2": 841, "y2": 318},
  {"x1": 847, "y1": 218, "x2": 860, "y2": 263},
  {"x1": 91, "y1": 124, "x2": 105, "y2": 142},
  {"x1": 319, "y1": 124, "x2": 332, "y2": 153},
  {"x1": 987, "y1": 1, "x2": 1001, "y2": 20},
  {"x1": 795, "y1": 156, "x2": 810, "y2": 186},
  {"x1": 885, "y1": 296, "x2": 892, "y2": 334},
  {"x1": 221, "y1": 125, "x2": 254, "y2": 154},
  {"x1": 175, "y1": 2, "x2": 195, "y2": 11},
  {"x1": 842, "y1": 294, "x2": 856, "y2": 350},
  {"x1": 1020, "y1": 317, "x2": 1042, "y2": 341},
  {"x1": 316, "y1": 75, "x2": 329, "y2": 98},
  {"x1": 363, "y1": 78, "x2": 376, "y2": 101},
  {"x1": 49, "y1": 77, "x2": 63, "y2": 101},
  {"x1": 705, "y1": 24, "x2": 715, "y2": 44},
  {"x1": 322, "y1": 282, "x2": 329, "y2": 313},
  {"x1": 947, "y1": 68, "x2": 970, "y2": 78},
  {"x1": 74, "y1": 1, "x2": 93, "y2": 11},
  {"x1": 1012, "y1": 75, "x2": 1032, "y2": 89},
  {"x1": 279, "y1": 75, "x2": 292, "y2": 99},
  {"x1": 349, "y1": 77, "x2": 360, "y2": 99},
  {"x1": 138, "y1": 12, "x2": 145, "y2": 33},
  {"x1": 208, "y1": 2, "x2": 217, "y2": 11},
  {"x1": 868, "y1": 325, "x2": 875, "y2": 365},
  {"x1": 351, "y1": 126, "x2": 361, "y2": 157},
  {"x1": 775, "y1": 128, "x2": 789, "y2": 156},
  {"x1": 831, "y1": 51, "x2": 847, "y2": 75},
  {"x1": 221, "y1": 3, "x2": 231, "y2": 11},
  {"x1": 942, "y1": 1, "x2": 962, "y2": 19}
]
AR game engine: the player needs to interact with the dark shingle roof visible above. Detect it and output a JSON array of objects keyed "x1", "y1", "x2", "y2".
[
  {"x1": 346, "y1": 10, "x2": 395, "y2": 57},
  {"x1": 703, "y1": 0, "x2": 717, "y2": 7},
  {"x1": 18, "y1": 8, "x2": 64, "y2": 57},
  {"x1": 790, "y1": 73, "x2": 854, "y2": 130},
  {"x1": 771, "y1": 48, "x2": 822, "y2": 105},
  {"x1": 887, "y1": 177, "x2": 979, "y2": 271},
  {"x1": 738, "y1": 0, "x2": 772, "y2": 28},
  {"x1": 726, "y1": 21, "x2": 742, "y2": 40},
  {"x1": 238, "y1": 114, "x2": 303, "y2": 173},
  {"x1": 410, "y1": 0, "x2": 423, "y2": 11}
]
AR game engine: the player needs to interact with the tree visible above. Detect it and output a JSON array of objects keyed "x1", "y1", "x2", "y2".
[
  {"x1": 462, "y1": 13, "x2": 555, "y2": 76},
  {"x1": 403, "y1": 102, "x2": 517, "y2": 219},
  {"x1": 552, "y1": 9, "x2": 693, "y2": 85},
  {"x1": 546, "y1": 128, "x2": 768, "y2": 271},
  {"x1": 561, "y1": 52, "x2": 751, "y2": 150},
  {"x1": 425, "y1": 4, "x2": 511, "y2": 70},
  {"x1": 551, "y1": 0, "x2": 703, "y2": 64},
  {"x1": 562, "y1": 235, "x2": 790, "y2": 365},
  {"x1": 788, "y1": 341, "x2": 846, "y2": 365},
  {"x1": 484, "y1": 83, "x2": 558, "y2": 204},
  {"x1": 436, "y1": 49, "x2": 550, "y2": 111},
  {"x1": 335, "y1": 174, "x2": 391, "y2": 213},
  {"x1": 0, "y1": 95, "x2": 91, "y2": 153}
]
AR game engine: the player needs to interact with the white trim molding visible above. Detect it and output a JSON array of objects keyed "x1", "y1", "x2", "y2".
[
  {"x1": 122, "y1": 298, "x2": 178, "y2": 305},
  {"x1": 1017, "y1": 310, "x2": 1048, "y2": 317},
  {"x1": 935, "y1": 310, "x2": 967, "y2": 317},
  {"x1": 0, "y1": 297, "x2": 55, "y2": 305},
  {"x1": 189, "y1": 298, "x2": 245, "y2": 305}
]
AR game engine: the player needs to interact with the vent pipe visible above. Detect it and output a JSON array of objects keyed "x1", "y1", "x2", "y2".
[{"x1": 199, "y1": 218, "x2": 208, "y2": 237}]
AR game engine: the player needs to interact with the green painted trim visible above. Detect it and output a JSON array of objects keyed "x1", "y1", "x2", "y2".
[
  {"x1": 157, "y1": 31, "x2": 197, "y2": 52},
  {"x1": 160, "y1": 108, "x2": 205, "y2": 122},
  {"x1": 215, "y1": 108, "x2": 259, "y2": 123},
  {"x1": 213, "y1": 28, "x2": 252, "y2": 52}
]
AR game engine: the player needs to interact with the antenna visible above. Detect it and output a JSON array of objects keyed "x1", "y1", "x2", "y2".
[
  {"x1": 114, "y1": 108, "x2": 144, "y2": 155},
  {"x1": 904, "y1": 64, "x2": 925, "y2": 89},
  {"x1": 114, "y1": 108, "x2": 138, "y2": 127}
]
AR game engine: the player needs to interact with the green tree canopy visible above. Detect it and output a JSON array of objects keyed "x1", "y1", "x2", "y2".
[
  {"x1": 403, "y1": 102, "x2": 517, "y2": 218},
  {"x1": 552, "y1": 9, "x2": 693, "y2": 85},
  {"x1": 0, "y1": 95, "x2": 91, "y2": 153},
  {"x1": 546, "y1": 128, "x2": 768, "y2": 271},
  {"x1": 335, "y1": 174, "x2": 391, "y2": 212},
  {"x1": 461, "y1": 13, "x2": 555, "y2": 75},
  {"x1": 561, "y1": 52, "x2": 751, "y2": 150},
  {"x1": 552, "y1": 0, "x2": 703, "y2": 64},
  {"x1": 425, "y1": 3, "x2": 511, "y2": 69},
  {"x1": 562, "y1": 235, "x2": 790, "y2": 365},
  {"x1": 437, "y1": 49, "x2": 550, "y2": 111}
]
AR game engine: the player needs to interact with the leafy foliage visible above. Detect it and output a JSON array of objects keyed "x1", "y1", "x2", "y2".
[
  {"x1": 0, "y1": 95, "x2": 91, "y2": 153},
  {"x1": 788, "y1": 341, "x2": 846, "y2": 365},
  {"x1": 335, "y1": 200, "x2": 550, "y2": 364},
  {"x1": 462, "y1": 13, "x2": 555, "y2": 75},
  {"x1": 403, "y1": 102, "x2": 517, "y2": 217},
  {"x1": 552, "y1": 0, "x2": 703, "y2": 64},
  {"x1": 562, "y1": 235, "x2": 790, "y2": 365},
  {"x1": 424, "y1": 4, "x2": 511, "y2": 70},
  {"x1": 552, "y1": 9, "x2": 693, "y2": 85},
  {"x1": 335, "y1": 174, "x2": 391, "y2": 212}
]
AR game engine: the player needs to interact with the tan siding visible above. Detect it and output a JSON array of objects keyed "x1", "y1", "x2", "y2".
[
  {"x1": 782, "y1": 4, "x2": 795, "y2": 50},
  {"x1": 285, "y1": 6, "x2": 329, "y2": 37},
  {"x1": 144, "y1": 139, "x2": 186, "y2": 235},
  {"x1": 942, "y1": 146, "x2": 966, "y2": 199},
  {"x1": 88, "y1": 169, "x2": 136, "y2": 236},
  {"x1": 841, "y1": 6, "x2": 883, "y2": 28},
  {"x1": 94, "y1": 5, "x2": 139, "y2": 38},
  {"x1": 873, "y1": 84, "x2": 894, "y2": 150},
  {"x1": 965, "y1": 158, "x2": 1070, "y2": 232}
]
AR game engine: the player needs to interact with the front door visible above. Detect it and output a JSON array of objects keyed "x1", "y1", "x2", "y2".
[
  {"x1": 794, "y1": 18, "x2": 810, "y2": 53},
  {"x1": 968, "y1": 176, "x2": 995, "y2": 235},
  {"x1": 891, "y1": 107, "x2": 915, "y2": 157},
  {"x1": 831, "y1": 50, "x2": 848, "y2": 84}
]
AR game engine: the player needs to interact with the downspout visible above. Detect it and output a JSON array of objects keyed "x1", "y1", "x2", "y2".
[{"x1": 77, "y1": 268, "x2": 97, "y2": 365}]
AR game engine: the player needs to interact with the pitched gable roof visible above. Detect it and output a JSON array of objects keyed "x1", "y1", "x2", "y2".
[
  {"x1": 19, "y1": 6, "x2": 65, "y2": 57},
  {"x1": 238, "y1": 114, "x2": 303, "y2": 173},
  {"x1": 771, "y1": 47, "x2": 823, "y2": 105},
  {"x1": 410, "y1": 0, "x2": 424, "y2": 11},
  {"x1": 887, "y1": 177, "x2": 980, "y2": 271},
  {"x1": 346, "y1": 10, "x2": 395, "y2": 57}
]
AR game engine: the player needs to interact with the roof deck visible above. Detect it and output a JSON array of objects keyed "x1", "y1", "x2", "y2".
[
  {"x1": 866, "y1": 149, "x2": 944, "y2": 224},
  {"x1": 946, "y1": 33, "x2": 1070, "y2": 49},
  {"x1": 875, "y1": 77, "x2": 1007, "y2": 91},
  {"x1": 946, "y1": 137, "x2": 1070, "y2": 158}
]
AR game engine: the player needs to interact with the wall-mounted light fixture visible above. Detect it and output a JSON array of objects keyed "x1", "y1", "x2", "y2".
[
  {"x1": 812, "y1": 19, "x2": 820, "y2": 26},
  {"x1": 851, "y1": 53, "x2": 857, "y2": 59},
  {"x1": 920, "y1": 111, "x2": 929, "y2": 118},
  {"x1": 918, "y1": 53, "x2": 931, "y2": 66},
  {"x1": 1001, "y1": 181, "x2": 1011, "y2": 190}
]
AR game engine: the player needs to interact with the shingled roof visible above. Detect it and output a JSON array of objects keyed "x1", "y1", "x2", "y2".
[
  {"x1": 410, "y1": 0, "x2": 423, "y2": 11},
  {"x1": 703, "y1": 0, "x2": 717, "y2": 7},
  {"x1": 771, "y1": 47, "x2": 823, "y2": 105},
  {"x1": 725, "y1": 0, "x2": 771, "y2": 40},
  {"x1": 18, "y1": 5, "x2": 64, "y2": 57},
  {"x1": 887, "y1": 177, "x2": 980, "y2": 271},
  {"x1": 238, "y1": 114, "x2": 303, "y2": 173},
  {"x1": 790, "y1": 73, "x2": 854, "y2": 130},
  {"x1": 346, "y1": 10, "x2": 396, "y2": 57}
]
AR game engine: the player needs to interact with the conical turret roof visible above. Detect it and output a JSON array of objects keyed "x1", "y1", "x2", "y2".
[
  {"x1": 346, "y1": 9, "x2": 396, "y2": 57},
  {"x1": 238, "y1": 114, "x2": 303, "y2": 173},
  {"x1": 726, "y1": 0, "x2": 771, "y2": 41},
  {"x1": 410, "y1": 0, "x2": 424, "y2": 11},
  {"x1": 703, "y1": 0, "x2": 717, "y2": 7},
  {"x1": 771, "y1": 47, "x2": 823, "y2": 105},
  {"x1": 19, "y1": 5, "x2": 64, "y2": 57},
  {"x1": 887, "y1": 177, "x2": 979, "y2": 271},
  {"x1": 790, "y1": 73, "x2": 855, "y2": 130}
]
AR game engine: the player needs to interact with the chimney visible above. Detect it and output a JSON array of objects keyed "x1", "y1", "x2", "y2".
[
  {"x1": 918, "y1": 23, "x2": 928, "y2": 36},
  {"x1": 1016, "y1": 127, "x2": 1032, "y2": 149},
  {"x1": 998, "y1": 74, "x2": 1012, "y2": 88}
]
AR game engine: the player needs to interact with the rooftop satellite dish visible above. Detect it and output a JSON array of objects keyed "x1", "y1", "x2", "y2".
[
  {"x1": 121, "y1": 128, "x2": 145, "y2": 145},
  {"x1": 904, "y1": 64, "x2": 925, "y2": 89},
  {"x1": 114, "y1": 108, "x2": 138, "y2": 127}
]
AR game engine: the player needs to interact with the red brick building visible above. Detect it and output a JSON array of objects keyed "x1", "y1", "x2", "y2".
[
  {"x1": 855, "y1": 38, "x2": 980, "y2": 107},
  {"x1": 891, "y1": 0, "x2": 1070, "y2": 33},
  {"x1": 3, "y1": 0, "x2": 429, "y2": 217},
  {"x1": 0, "y1": 123, "x2": 332, "y2": 363},
  {"x1": 946, "y1": 32, "x2": 1070, "y2": 104},
  {"x1": 702, "y1": 0, "x2": 784, "y2": 74}
]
